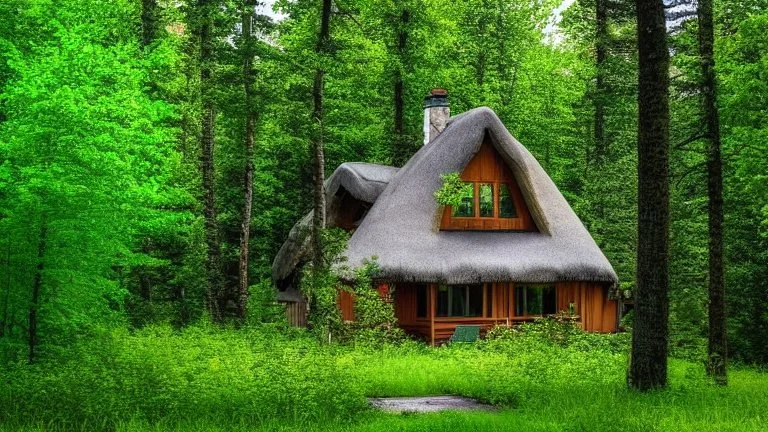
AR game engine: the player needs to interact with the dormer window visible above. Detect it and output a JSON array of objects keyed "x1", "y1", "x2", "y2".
[
  {"x1": 439, "y1": 136, "x2": 536, "y2": 232},
  {"x1": 449, "y1": 181, "x2": 519, "y2": 221}
]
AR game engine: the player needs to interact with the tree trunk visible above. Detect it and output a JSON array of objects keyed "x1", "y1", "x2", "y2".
[
  {"x1": 199, "y1": 0, "x2": 223, "y2": 320},
  {"x1": 628, "y1": 0, "x2": 670, "y2": 391},
  {"x1": 392, "y1": 8, "x2": 409, "y2": 166},
  {"x1": 594, "y1": 0, "x2": 608, "y2": 163},
  {"x1": 237, "y1": 1, "x2": 257, "y2": 321},
  {"x1": 141, "y1": 0, "x2": 158, "y2": 47},
  {"x1": 310, "y1": 0, "x2": 332, "y2": 272},
  {"x1": 28, "y1": 218, "x2": 47, "y2": 364},
  {"x1": 698, "y1": 0, "x2": 727, "y2": 385}
]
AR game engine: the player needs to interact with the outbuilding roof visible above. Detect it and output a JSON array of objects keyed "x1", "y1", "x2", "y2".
[{"x1": 271, "y1": 162, "x2": 399, "y2": 285}]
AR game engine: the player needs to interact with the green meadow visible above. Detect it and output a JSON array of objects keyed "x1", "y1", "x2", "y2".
[{"x1": 1, "y1": 325, "x2": 765, "y2": 431}]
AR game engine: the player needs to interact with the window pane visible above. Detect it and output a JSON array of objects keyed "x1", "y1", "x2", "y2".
[
  {"x1": 416, "y1": 284, "x2": 427, "y2": 318},
  {"x1": 436, "y1": 285, "x2": 484, "y2": 317},
  {"x1": 526, "y1": 286, "x2": 543, "y2": 315},
  {"x1": 514, "y1": 286, "x2": 525, "y2": 316},
  {"x1": 452, "y1": 183, "x2": 475, "y2": 217},
  {"x1": 450, "y1": 286, "x2": 466, "y2": 316},
  {"x1": 436, "y1": 285, "x2": 449, "y2": 317},
  {"x1": 499, "y1": 184, "x2": 517, "y2": 218},
  {"x1": 468, "y1": 285, "x2": 483, "y2": 317},
  {"x1": 543, "y1": 286, "x2": 556, "y2": 315},
  {"x1": 514, "y1": 285, "x2": 556, "y2": 316},
  {"x1": 479, "y1": 184, "x2": 494, "y2": 217}
]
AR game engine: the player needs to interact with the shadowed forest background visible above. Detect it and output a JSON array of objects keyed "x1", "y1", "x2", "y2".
[{"x1": 0, "y1": 0, "x2": 767, "y2": 429}]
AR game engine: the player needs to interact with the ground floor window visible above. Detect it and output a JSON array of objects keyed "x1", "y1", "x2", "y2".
[
  {"x1": 436, "y1": 284, "x2": 483, "y2": 317},
  {"x1": 514, "y1": 284, "x2": 556, "y2": 317}
]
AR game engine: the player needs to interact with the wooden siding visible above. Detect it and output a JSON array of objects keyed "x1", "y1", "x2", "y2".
[
  {"x1": 284, "y1": 301, "x2": 307, "y2": 327},
  {"x1": 556, "y1": 281, "x2": 617, "y2": 333},
  {"x1": 338, "y1": 290, "x2": 355, "y2": 322},
  {"x1": 440, "y1": 136, "x2": 537, "y2": 231}
]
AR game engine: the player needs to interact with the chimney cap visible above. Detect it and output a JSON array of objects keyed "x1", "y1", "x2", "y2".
[{"x1": 424, "y1": 88, "x2": 449, "y2": 108}]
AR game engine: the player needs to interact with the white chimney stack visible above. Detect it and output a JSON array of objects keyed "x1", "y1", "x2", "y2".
[{"x1": 423, "y1": 88, "x2": 450, "y2": 145}]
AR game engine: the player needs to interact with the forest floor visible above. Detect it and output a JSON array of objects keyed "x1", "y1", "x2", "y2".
[{"x1": 1, "y1": 325, "x2": 767, "y2": 431}]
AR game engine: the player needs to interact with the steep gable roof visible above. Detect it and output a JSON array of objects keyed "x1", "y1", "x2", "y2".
[{"x1": 343, "y1": 107, "x2": 618, "y2": 286}]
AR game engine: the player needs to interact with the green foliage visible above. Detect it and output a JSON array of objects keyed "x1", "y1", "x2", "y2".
[
  {"x1": 300, "y1": 228, "x2": 350, "y2": 340},
  {"x1": 0, "y1": 325, "x2": 367, "y2": 427},
  {"x1": 433, "y1": 172, "x2": 470, "y2": 207},
  {"x1": 1, "y1": 326, "x2": 768, "y2": 431},
  {"x1": 348, "y1": 258, "x2": 405, "y2": 346}
]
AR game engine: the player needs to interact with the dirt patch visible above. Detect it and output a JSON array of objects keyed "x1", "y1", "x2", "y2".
[{"x1": 368, "y1": 396, "x2": 494, "y2": 413}]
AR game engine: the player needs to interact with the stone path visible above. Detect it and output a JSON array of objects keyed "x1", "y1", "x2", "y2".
[{"x1": 368, "y1": 396, "x2": 494, "y2": 413}]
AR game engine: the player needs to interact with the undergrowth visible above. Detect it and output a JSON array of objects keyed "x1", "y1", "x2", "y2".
[{"x1": 1, "y1": 320, "x2": 766, "y2": 431}]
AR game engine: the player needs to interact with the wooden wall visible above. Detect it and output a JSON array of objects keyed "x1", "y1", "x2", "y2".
[
  {"x1": 440, "y1": 136, "x2": 537, "y2": 231},
  {"x1": 301, "y1": 280, "x2": 619, "y2": 342},
  {"x1": 337, "y1": 290, "x2": 355, "y2": 322},
  {"x1": 555, "y1": 282, "x2": 618, "y2": 332},
  {"x1": 393, "y1": 281, "x2": 618, "y2": 344},
  {"x1": 284, "y1": 301, "x2": 307, "y2": 327}
]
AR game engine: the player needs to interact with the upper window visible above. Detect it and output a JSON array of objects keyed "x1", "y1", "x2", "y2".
[
  {"x1": 514, "y1": 284, "x2": 556, "y2": 317},
  {"x1": 438, "y1": 139, "x2": 537, "y2": 232},
  {"x1": 450, "y1": 181, "x2": 517, "y2": 220}
]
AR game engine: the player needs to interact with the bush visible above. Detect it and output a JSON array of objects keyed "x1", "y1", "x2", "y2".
[{"x1": 0, "y1": 325, "x2": 367, "y2": 428}]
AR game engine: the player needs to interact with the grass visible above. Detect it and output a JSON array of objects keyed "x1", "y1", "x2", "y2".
[{"x1": 1, "y1": 324, "x2": 767, "y2": 431}]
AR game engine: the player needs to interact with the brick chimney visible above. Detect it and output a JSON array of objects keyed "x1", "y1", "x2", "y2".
[{"x1": 423, "y1": 88, "x2": 450, "y2": 145}]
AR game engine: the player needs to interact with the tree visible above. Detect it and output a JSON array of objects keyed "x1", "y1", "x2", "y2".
[
  {"x1": 310, "y1": 0, "x2": 332, "y2": 273},
  {"x1": 697, "y1": 0, "x2": 727, "y2": 384},
  {"x1": 141, "y1": 0, "x2": 159, "y2": 47},
  {"x1": 195, "y1": 0, "x2": 225, "y2": 320},
  {"x1": 237, "y1": 0, "x2": 258, "y2": 321},
  {"x1": 628, "y1": 0, "x2": 671, "y2": 390}
]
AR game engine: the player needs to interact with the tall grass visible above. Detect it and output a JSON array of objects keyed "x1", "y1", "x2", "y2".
[{"x1": 1, "y1": 323, "x2": 766, "y2": 431}]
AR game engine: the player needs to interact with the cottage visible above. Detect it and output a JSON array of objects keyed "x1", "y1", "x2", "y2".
[{"x1": 273, "y1": 90, "x2": 619, "y2": 343}]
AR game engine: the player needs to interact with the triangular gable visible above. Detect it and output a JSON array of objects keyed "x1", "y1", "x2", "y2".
[{"x1": 440, "y1": 133, "x2": 538, "y2": 231}]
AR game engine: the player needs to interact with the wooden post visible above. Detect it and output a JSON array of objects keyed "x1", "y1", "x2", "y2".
[
  {"x1": 430, "y1": 284, "x2": 436, "y2": 345},
  {"x1": 482, "y1": 283, "x2": 488, "y2": 318}
]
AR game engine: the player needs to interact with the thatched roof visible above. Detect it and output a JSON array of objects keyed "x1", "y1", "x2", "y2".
[
  {"x1": 272, "y1": 162, "x2": 399, "y2": 285},
  {"x1": 343, "y1": 107, "x2": 618, "y2": 287}
]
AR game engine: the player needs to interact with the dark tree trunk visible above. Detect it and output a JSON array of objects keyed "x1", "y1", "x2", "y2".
[
  {"x1": 28, "y1": 219, "x2": 47, "y2": 364},
  {"x1": 198, "y1": 0, "x2": 223, "y2": 320},
  {"x1": 628, "y1": 0, "x2": 670, "y2": 391},
  {"x1": 310, "y1": 0, "x2": 332, "y2": 272},
  {"x1": 392, "y1": 8, "x2": 409, "y2": 166},
  {"x1": 698, "y1": 0, "x2": 727, "y2": 385},
  {"x1": 237, "y1": 1, "x2": 257, "y2": 321},
  {"x1": 141, "y1": 0, "x2": 158, "y2": 47},
  {"x1": 594, "y1": 0, "x2": 608, "y2": 163}
]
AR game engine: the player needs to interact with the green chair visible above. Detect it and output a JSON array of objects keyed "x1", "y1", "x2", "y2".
[{"x1": 449, "y1": 325, "x2": 482, "y2": 343}]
